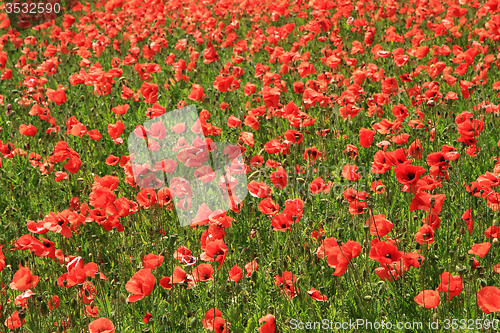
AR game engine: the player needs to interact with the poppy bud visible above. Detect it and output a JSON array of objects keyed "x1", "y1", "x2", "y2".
[
  {"x1": 376, "y1": 185, "x2": 384, "y2": 191},
  {"x1": 169, "y1": 234, "x2": 177, "y2": 246},
  {"x1": 493, "y1": 238, "x2": 499, "y2": 247},
  {"x1": 119, "y1": 293, "x2": 127, "y2": 304},
  {"x1": 432, "y1": 313, "x2": 440, "y2": 321},
  {"x1": 480, "y1": 279, "x2": 487, "y2": 288},
  {"x1": 18, "y1": 309, "x2": 26, "y2": 320},
  {"x1": 251, "y1": 270, "x2": 258, "y2": 282},
  {"x1": 363, "y1": 295, "x2": 372, "y2": 301},
  {"x1": 456, "y1": 237, "x2": 460, "y2": 244},
  {"x1": 40, "y1": 301, "x2": 49, "y2": 316}
]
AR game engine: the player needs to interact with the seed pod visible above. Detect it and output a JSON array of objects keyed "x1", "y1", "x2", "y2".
[{"x1": 40, "y1": 301, "x2": 49, "y2": 316}]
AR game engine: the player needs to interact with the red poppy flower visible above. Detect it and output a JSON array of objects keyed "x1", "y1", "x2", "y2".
[
  {"x1": 245, "y1": 260, "x2": 259, "y2": 277},
  {"x1": 415, "y1": 224, "x2": 435, "y2": 245},
  {"x1": 414, "y1": 290, "x2": 440, "y2": 308},
  {"x1": 228, "y1": 265, "x2": 243, "y2": 282},
  {"x1": 274, "y1": 271, "x2": 299, "y2": 298},
  {"x1": 111, "y1": 104, "x2": 129, "y2": 117},
  {"x1": 327, "y1": 240, "x2": 361, "y2": 276},
  {"x1": 188, "y1": 84, "x2": 205, "y2": 101},
  {"x1": 369, "y1": 240, "x2": 402, "y2": 266},
  {"x1": 461, "y1": 208, "x2": 474, "y2": 235},
  {"x1": 258, "y1": 314, "x2": 276, "y2": 333},
  {"x1": 9, "y1": 264, "x2": 40, "y2": 291},
  {"x1": 87, "y1": 129, "x2": 102, "y2": 140},
  {"x1": 409, "y1": 192, "x2": 446, "y2": 215},
  {"x1": 271, "y1": 213, "x2": 292, "y2": 232},
  {"x1": 53, "y1": 171, "x2": 68, "y2": 182},
  {"x1": 303, "y1": 146, "x2": 322, "y2": 163},
  {"x1": 140, "y1": 82, "x2": 158, "y2": 104},
  {"x1": 370, "y1": 180, "x2": 386, "y2": 193},
  {"x1": 309, "y1": 177, "x2": 326, "y2": 194},
  {"x1": 394, "y1": 163, "x2": 426, "y2": 192},
  {"x1": 144, "y1": 312, "x2": 153, "y2": 324},
  {"x1": 203, "y1": 41, "x2": 219, "y2": 64},
  {"x1": 48, "y1": 295, "x2": 60, "y2": 310},
  {"x1": 125, "y1": 269, "x2": 155, "y2": 302},
  {"x1": 192, "y1": 263, "x2": 214, "y2": 282},
  {"x1": 248, "y1": 181, "x2": 272, "y2": 198},
  {"x1": 477, "y1": 286, "x2": 500, "y2": 314},
  {"x1": 244, "y1": 114, "x2": 259, "y2": 130},
  {"x1": 366, "y1": 214, "x2": 393, "y2": 237},
  {"x1": 157, "y1": 187, "x2": 173, "y2": 206},
  {"x1": 283, "y1": 198, "x2": 304, "y2": 223},
  {"x1": 308, "y1": 288, "x2": 327, "y2": 301},
  {"x1": 203, "y1": 308, "x2": 223, "y2": 330},
  {"x1": 437, "y1": 272, "x2": 463, "y2": 301},
  {"x1": 485, "y1": 226, "x2": 500, "y2": 239},
  {"x1": 200, "y1": 239, "x2": 227, "y2": 268},
  {"x1": 342, "y1": 164, "x2": 360, "y2": 181},
  {"x1": 19, "y1": 124, "x2": 37, "y2": 137},
  {"x1": 468, "y1": 242, "x2": 491, "y2": 258},
  {"x1": 142, "y1": 253, "x2": 164, "y2": 270},
  {"x1": 46, "y1": 88, "x2": 67, "y2": 105},
  {"x1": 244, "y1": 82, "x2": 257, "y2": 96},
  {"x1": 108, "y1": 121, "x2": 125, "y2": 140},
  {"x1": 88, "y1": 318, "x2": 115, "y2": 333},
  {"x1": 262, "y1": 86, "x2": 280, "y2": 108},
  {"x1": 270, "y1": 167, "x2": 288, "y2": 189},
  {"x1": 258, "y1": 197, "x2": 279, "y2": 215},
  {"x1": 227, "y1": 115, "x2": 242, "y2": 127},
  {"x1": 136, "y1": 189, "x2": 157, "y2": 209},
  {"x1": 159, "y1": 276, "x2": 172, "y2": 289},
  {"x1": 86, "y1": 305, "x2": 99, "y2": 317},
  {"x1": 4, "y1": 311, "x2": 24, "y2": 329}
]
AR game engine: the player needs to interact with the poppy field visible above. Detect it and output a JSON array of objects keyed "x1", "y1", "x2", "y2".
[{"x1": 2, "y1": 0, "x2": 500, "y2": 331}]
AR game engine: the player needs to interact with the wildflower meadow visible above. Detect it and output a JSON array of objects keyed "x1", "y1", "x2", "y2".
[{"x1": 0, "y1": 0, "x2": 500, "y2": 331}]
